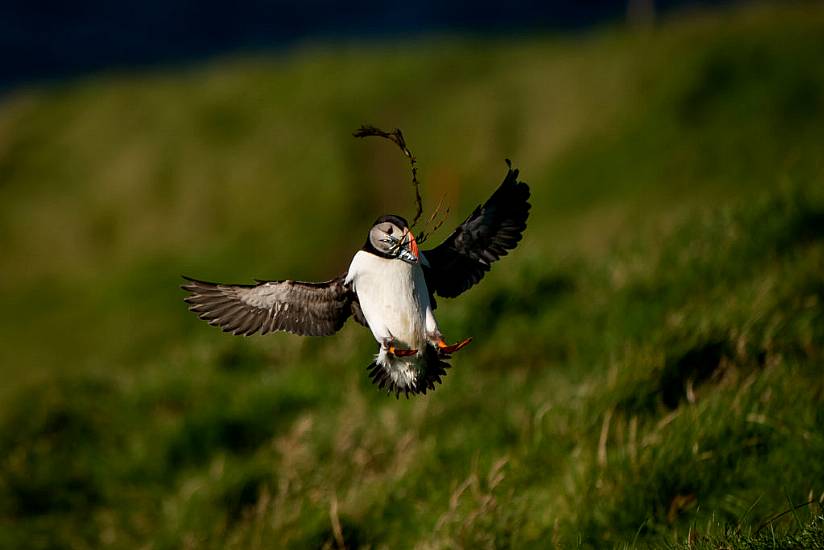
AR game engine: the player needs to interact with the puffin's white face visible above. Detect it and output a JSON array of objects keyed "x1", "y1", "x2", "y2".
[{"x1": 369, "y1": 221, "x2": 419, "y2": 264}]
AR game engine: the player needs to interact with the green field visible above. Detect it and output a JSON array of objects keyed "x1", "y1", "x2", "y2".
[{"x1": 2, "y1": 3, "x2": 824, "y2": 548}]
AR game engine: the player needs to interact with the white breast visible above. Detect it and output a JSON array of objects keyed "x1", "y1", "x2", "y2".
[{"x1": 346, "y1": 251, "x2": 431, "y2": 349}]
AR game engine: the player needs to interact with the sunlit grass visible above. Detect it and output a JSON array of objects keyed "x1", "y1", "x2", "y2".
[{"x1": 1, "y1": 3, "x2": 823, "y2": 548}]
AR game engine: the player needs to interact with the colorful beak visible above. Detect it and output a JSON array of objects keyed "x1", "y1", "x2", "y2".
[
  {"x1": 398, "y1": 229, "x2": 420, "y2": 264},
  {"x1": 407, "y1": 230, "x2": 419, "y2": 258}
]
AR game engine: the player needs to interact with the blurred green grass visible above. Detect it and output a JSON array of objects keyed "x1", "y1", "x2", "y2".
[{"x1": 1, "y1": 3, "x2": 824, "y2": 548}]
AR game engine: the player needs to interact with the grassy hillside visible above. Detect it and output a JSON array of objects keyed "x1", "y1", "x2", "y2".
[{"x1": 1, "y1": 3, "x2": 823, "y2": 548}]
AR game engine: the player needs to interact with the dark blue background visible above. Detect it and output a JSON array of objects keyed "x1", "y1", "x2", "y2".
[{"x1": 1, "y1": 0, "x2": 728, "y2": 90}]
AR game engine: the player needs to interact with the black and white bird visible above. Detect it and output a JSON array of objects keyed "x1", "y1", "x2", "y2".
[{"x1": 182, "y1": 164, "x2": 530, "y2": 397}]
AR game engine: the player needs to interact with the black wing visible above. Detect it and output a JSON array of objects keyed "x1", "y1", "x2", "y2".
[
  {"x1": 423, "y1": 163, "x2": 530, "y2": 299},
  {"x1": 181, "y1": 273, "x2": 360, "y2": 336}
]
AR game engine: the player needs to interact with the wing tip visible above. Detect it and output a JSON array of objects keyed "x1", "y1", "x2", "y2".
[
  {"x1": 180, "y1": 275, "x2": 197, "y2": 292},
  {"x1": 502, "y1": 159, "x2": 529, "y2": 199},
  {"x1": 180, "y1": 274, "x2": 218, "y2": 292},
  {"x1": 504, "y1": 159, "x2": 520, "y2": 182}
]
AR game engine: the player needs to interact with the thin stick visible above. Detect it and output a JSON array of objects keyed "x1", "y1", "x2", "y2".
[
  {"x1": 353, "y1": 125, "x2": 424, "y2": 228},
  {"x1": 415, "y1": 194, "x2": 450, "y2": 245}
]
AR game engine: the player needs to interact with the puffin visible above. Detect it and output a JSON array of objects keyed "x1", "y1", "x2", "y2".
[{"x1": 182, "y1": 163, "x2": 530, "y2": 397}]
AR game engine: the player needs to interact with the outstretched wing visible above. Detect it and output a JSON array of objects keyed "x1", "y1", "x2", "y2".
[
  {"x1": 181, "y1": 274, "x2": 358, "y2": 336},
  {"x1": 423, "y1": 163, "x2": 530, "y2": 299}
]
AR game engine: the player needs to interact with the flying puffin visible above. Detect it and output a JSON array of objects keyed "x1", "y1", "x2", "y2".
[{"x1": 182, "y1": 163, "x2": 530, "y2": 397}]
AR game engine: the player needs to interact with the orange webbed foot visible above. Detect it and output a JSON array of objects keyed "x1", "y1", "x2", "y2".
[{"x1": 436, "y1": 337, "x2": 473, "y2": 355}]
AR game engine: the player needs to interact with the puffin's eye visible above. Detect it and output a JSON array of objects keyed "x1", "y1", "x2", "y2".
[{"x1": 385, "y1": 225, "x2": 393, "y2": 235}]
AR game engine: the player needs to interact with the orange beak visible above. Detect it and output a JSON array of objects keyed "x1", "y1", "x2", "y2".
[
  {"x1": 398, "y1": 228, "x2": 420, "y2": 264},
  {"x1": 407, "y1": 230, "x2": 419, "y2": 259}
]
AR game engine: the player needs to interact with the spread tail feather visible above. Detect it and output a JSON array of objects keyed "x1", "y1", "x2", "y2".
[{"x1": 366, "y1": 344, "x2": 450, "y2": 398}]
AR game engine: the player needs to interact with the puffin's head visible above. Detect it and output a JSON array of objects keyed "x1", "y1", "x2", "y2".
[{"x1": 366, "y1": 214, "x2": 420, "y2": 264}]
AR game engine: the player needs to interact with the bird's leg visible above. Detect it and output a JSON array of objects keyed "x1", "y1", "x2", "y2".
[
  {"x1": 428, "y1": 331, "x2": 473, "y2": 356},
  {"x1": 382, "y1": 337, "x2": 418, "y2": 357}
]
